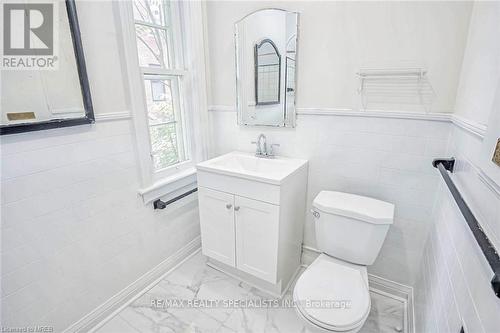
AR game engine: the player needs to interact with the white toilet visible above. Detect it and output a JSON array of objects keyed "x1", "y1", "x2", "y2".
[{"x1": 293, "y1": 191, "x2": 395, "y2": 332}]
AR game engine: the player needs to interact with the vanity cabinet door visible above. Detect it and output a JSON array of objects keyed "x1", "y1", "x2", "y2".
[
  {"x1": 198, "y1": 187, "x2": 236, "y2": 267},
  {"x1": 234, "y1": 196, "x2": 280, "y2": 283}
]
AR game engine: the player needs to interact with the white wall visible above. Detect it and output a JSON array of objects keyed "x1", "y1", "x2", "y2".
[
  {"x1": 0, "y1": 1, "x2": 200, "y2": 330},
  {"x1": 206, "y1": 1, "x2": 472, "y2": 286},
  {"x1": 454, "y1": 2, "x2": 500, "y2": 126},
  {"x1": 414, "y1": 2, "x2": 500, "y2": 332},
  {"x1": 207, "y1": 0, "x2": 472, "y2": 112}
]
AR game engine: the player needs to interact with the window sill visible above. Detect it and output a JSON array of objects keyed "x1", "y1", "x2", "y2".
[{"x1": 138, "y1": 167, "x2": 197, "y2": 204}]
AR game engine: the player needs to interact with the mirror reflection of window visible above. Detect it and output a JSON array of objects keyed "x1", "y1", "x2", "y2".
[{"x1": 255, "y1": 39, "x2": 281, "y2": 105}]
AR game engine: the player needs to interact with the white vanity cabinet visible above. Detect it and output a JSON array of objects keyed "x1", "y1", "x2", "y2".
[
  {"x1": 196, "y1": 152, "x2": 308, "y2": 296},
  {"x1": 199, "y1": 187, "x2": 280, "y2": 282}
]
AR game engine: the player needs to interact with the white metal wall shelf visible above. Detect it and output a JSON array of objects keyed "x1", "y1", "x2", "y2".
[{"x1": 357, "y1": 68, "x2": 436, "y2": 112}]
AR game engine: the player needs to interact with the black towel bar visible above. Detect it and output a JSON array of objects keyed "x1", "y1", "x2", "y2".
[
  {"x1": 153, "y1": 188, "x2": 198, "y2": 210},
  {"x1": 433, "y1": 158, "x2": 500, "y2": 298}
]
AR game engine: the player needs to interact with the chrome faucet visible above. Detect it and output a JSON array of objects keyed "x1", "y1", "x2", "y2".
[
  {"x1": 256, "y1": 134, "x2": 267, "y2": 156},
  {"x1": 251, "y1": 134, "x2": 280, "y2": 158}
]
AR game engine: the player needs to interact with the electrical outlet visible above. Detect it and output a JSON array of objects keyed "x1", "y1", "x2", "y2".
[{"x1": 493, "y1": 138, "x2": 500, "y2": 167}]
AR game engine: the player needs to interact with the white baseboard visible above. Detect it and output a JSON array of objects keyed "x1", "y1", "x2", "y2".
[
  {"x1": 64, "y1": 236, "x2": 202, "y2": 333},
  {"x1": 368, "y1": 274, "x2": 415, "y2": 333},
  {"x1": 301, "y1": 245, "x2": 414, "y2": 333}
]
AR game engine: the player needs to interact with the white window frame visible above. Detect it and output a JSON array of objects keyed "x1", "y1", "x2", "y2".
[{"x1": 116, "y1": 0, "x2": 210, "y2": 203}]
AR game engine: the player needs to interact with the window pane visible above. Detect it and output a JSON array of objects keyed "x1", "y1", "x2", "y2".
[
  {"x1": 144, "y1": 77, "x2": 188, "y2": 171},
  {"x1": 133, "y1": 0, "x2": 169, "y2": 26},
  {"x1": 144, "y1": 78, "x2": 174, "y2": 125},
  {"x1": 150, "y1": 123, "x2": 180, "y2": 169},
  {"x1": 135, "y1": 25, "x2": 170, "y2": 68}
]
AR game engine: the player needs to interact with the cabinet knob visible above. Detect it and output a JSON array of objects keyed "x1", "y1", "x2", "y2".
[
  {"x1": 234, "y1": 206, "x2": 240, "y2": 211},
  {"x1": 226, "y1": 203, "x2": 232, "y2": 209}
]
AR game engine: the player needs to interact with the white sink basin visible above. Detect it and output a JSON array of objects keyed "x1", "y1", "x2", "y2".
[{"x1": 196, "y1": 152, "x2": 308, "y2": 185}]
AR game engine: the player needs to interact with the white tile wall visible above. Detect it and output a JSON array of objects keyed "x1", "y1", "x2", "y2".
[
  {"x1": 0, "y1": 119, "x2": 200, "y2": 331},
  {"x1": 413, "y1": 124, "x2": 500, "y2": 333},
  {"x1": 208, "y1": 109, "x2": 451, "y2": 286},
  {"x1": 1, "y1": 120, "x2": 199, "y2": 331},
  {"x1": 1, "y1": 1, "x2": 201, "y2": 329}
]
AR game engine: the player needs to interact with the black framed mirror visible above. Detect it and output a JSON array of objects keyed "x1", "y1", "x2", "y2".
[
  {"x1": 254, "y1": 38, "x2": 281, "y2": 106},
  {"x1": 0, "y1": 0, "x2": 94, "y2": 135}
]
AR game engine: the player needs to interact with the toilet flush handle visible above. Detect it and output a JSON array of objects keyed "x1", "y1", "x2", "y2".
[{"x1": 310, "y1": 209, "x2": 320, "y2": 219}]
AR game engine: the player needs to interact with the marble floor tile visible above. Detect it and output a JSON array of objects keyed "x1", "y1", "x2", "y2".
[{"x1": 95, "y1": 252, "x2": 406, "y2": 333}]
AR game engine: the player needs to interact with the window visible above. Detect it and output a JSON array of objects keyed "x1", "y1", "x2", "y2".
[
  {"x1": 132, "y1": 0, "x2": 189, "y2": 171},
  {"x1": 119, "y1": 0, "x2": 208, "y2": 199}
]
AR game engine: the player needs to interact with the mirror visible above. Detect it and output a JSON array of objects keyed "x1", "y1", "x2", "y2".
[
  {"x1": 0, "y1": 0, "x2": 94, "y2": 135},
  {"x1": 255, "y1": 39, "x2": 281, "y2": 105},
  {"x1": 235, "y1": 9, "x2": 298, "y2": 127}
]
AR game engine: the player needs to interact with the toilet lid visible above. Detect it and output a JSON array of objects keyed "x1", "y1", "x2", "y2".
[{"x1": 293, "y1": 256, "x2": 370, "y2": 330}]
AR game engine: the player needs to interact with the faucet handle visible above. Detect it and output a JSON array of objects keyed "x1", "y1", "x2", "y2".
[
  {"x1": 251, "y1": 141, "x2": 261, "y2": 154},
  {"x1": 269, "y1": 143, "x2": 280, "y2": 156}
]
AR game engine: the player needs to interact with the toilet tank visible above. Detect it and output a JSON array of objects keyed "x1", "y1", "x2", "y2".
[{"x1": 312, "y1": 191, "x2": 395, "y2": 266}]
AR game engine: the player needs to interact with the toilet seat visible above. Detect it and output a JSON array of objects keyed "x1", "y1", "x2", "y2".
[
  {"x1": 293, "y1": 254, "x2": 371, "y2": 331},
  {"x1": 295, "y1": 304, "x2": 369, "y2": 333}
]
